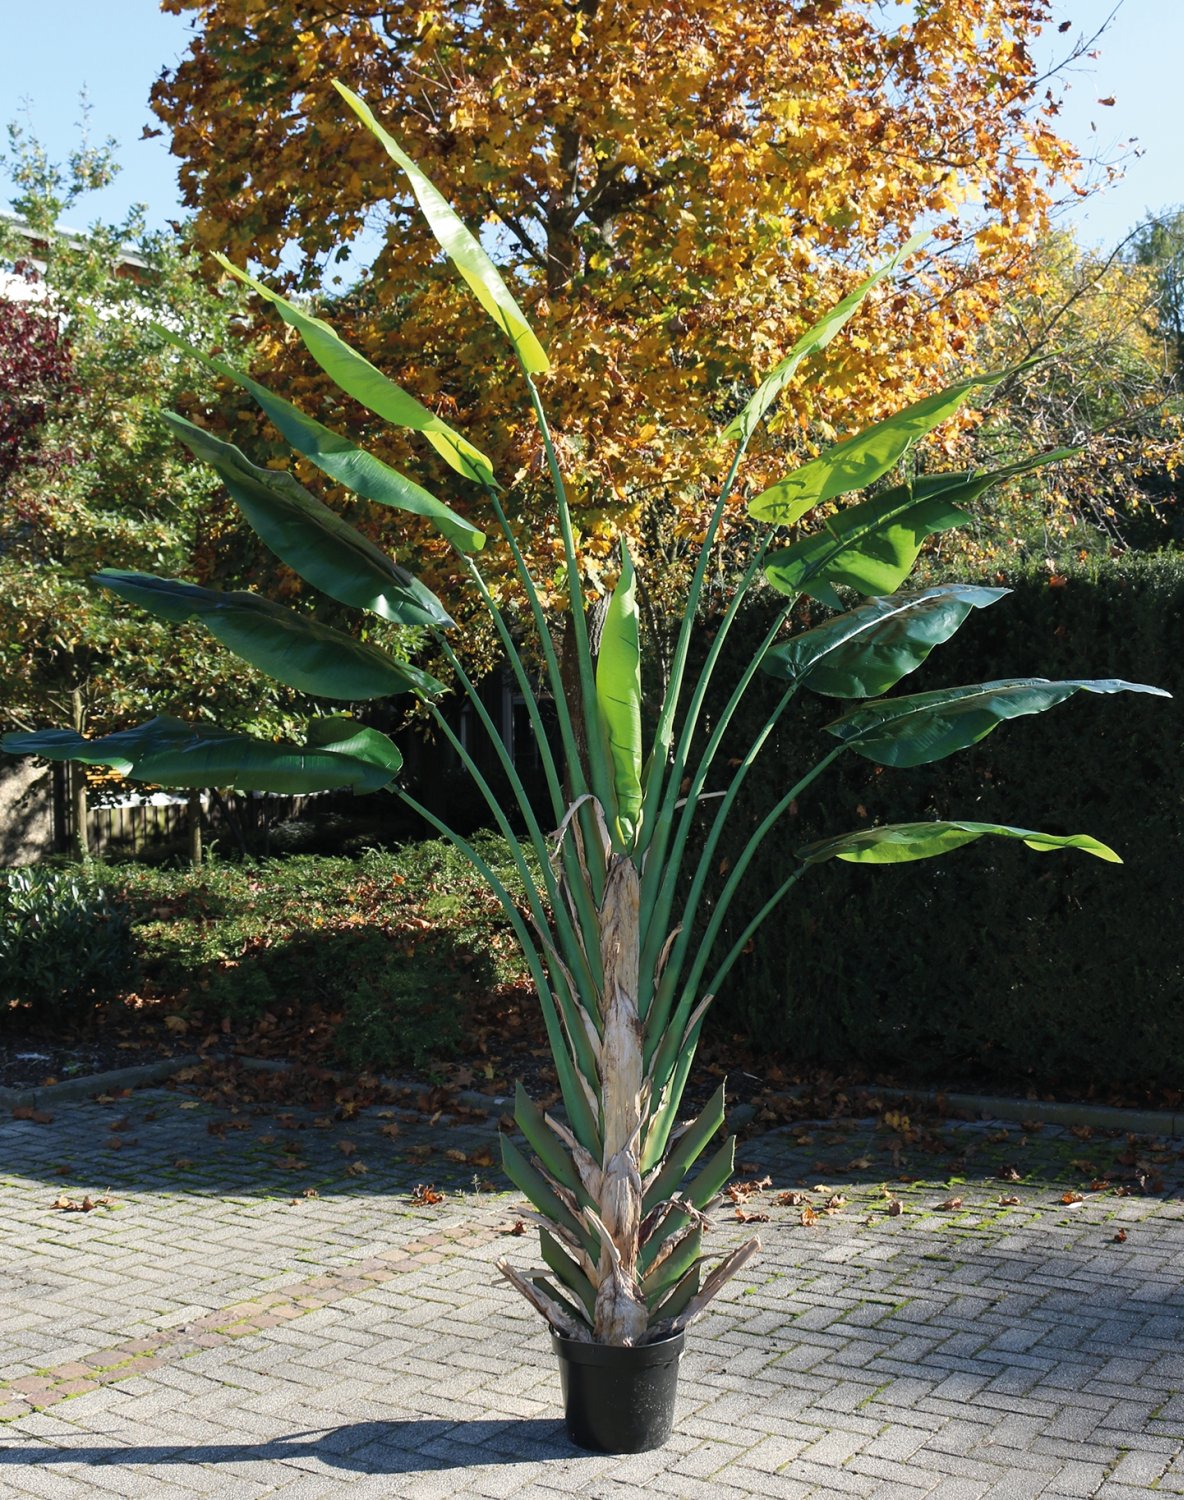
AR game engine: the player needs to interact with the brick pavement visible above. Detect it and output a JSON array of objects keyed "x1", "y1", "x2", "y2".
[{"x1": 2, "y1": 1082, "x2": 1184, "y2": 1497}]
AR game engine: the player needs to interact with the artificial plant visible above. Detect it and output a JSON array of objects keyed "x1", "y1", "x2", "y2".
[{"x1": 2, "y1": 87, "x2": 1167, "y2": 1346}]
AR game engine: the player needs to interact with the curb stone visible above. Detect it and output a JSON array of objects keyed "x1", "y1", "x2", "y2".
[
  {"x1": 6, "y1": 1051, "x2": 1180, "y2": 1139},
  {"x1": 0, "y1": 1054, "x2": 202, "y2": 1110}
]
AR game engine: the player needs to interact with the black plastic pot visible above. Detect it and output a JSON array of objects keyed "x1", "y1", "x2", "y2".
[{"x1": 551, "y1": 1328, "x2": 686, "y2": 1452}]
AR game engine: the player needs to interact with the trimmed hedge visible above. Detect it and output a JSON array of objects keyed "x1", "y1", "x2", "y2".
[{"x1": 690, "y1": 553, "x2": 1184, "y2": 1097}]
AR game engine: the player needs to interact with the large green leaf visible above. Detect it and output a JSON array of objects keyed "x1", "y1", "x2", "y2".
[
  {"x1": 156, "y1": 331, "x2": 485, "y2": 552},
  {"x1": 499, "y1": 1134, "x2": 598, "y2": 1261},
  {"x1": 826, "y1": 677, "x2": 1171, "y2": 768},
  {"x1": 539, "y1": 1229, "x2": 595, "y2": 1323},
  {"x1": 163, "y1": 415, "x2": 453, "y2": 629},
  {"x1": 748, "y1": 367, "x2": 1024, "y2": 527},
  {"x1": 595, "y1": 543, "x2": 643, "y2": 846},
  {"x1": 94, "y1": 571, "x2": 441, "y2": 701},
  {"x1": 642, "y1": 1083, "x2": 726, "y2": 1210},
  {"x1": 764, "y1": 451, "x2": 1076, "y2": 609},
  {"x1": 334, "y1": 82, "x2": 550, "y2": 378},
  {"x1": 722, "y1": 232, "x2": 926, "y2": 444},
  {"x1": 799, "y1": 820, "x2": 1121, "y2": 866},
  {"x1": 761, "y1": 585, "x2": 1008, "y2": 699},
  {"x1": 212, "y1": 254, "x2": 495, "y2": 486},
  {"x1": 642, "y1": 1227, "x2": 702, "y2": 1310},
  {"x1": 0, "y1": 715, "x2": 402, "y2": 794}
]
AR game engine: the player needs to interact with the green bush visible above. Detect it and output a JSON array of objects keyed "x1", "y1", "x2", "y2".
[
  {"x1": 691, "y1": 552, "x2": 1184, "y2": 1097},
  {"x1": 0, "y1": 867, "x2": 138, "y2": 1019},
  {"x1": 98, "y1": 837, "x2": 530, "y2": 1072}
]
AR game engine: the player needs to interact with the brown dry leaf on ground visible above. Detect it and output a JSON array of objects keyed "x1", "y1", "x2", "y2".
[
  {"x1": 887, "y1": 1199, "x2": 904, "y2": 1217},
  {"x1": 12, "y1": 1107, "x2": 53, "y2": 1125},
  {"x1": 727, "y1": 1176, "x2": 772, "y2": 1202},
  {"x1": 275, "y1": 1158, "x2": 309, "y2": 1171},
  {"x1": 1113, "y1": 1229, "x2": 1128, "y2": 1242},
  {"x1": 938, "y1": 1196, "x2": 964, "y2": 1211},
  {"x1": 505, "y1": 1219, "x2": 527, "y2": 1236},
  {"x1": 345, "y1": 1160, "x2": 368, "y2": 1176},
  {"x1": 800, "y1": 1205, "x2": 818, "y2": 1227},
  {"x1": 337, "y1": 1140, "x2": 357, "y2": 1157},
  {"x1": 51, "y1": 1194, "x2": 113, "y2": 1213},
  {"x1": 410, "y1": 1184, "x2": 444, "y2": 1206},
  {"x1": 998, "y1": 1165, "x2": 1022, "y2": 1182},
  {"x1": 777, "y1": 1190, "x2": 809, "y2": 1207},
  {"x1": 998, "y1": 1194, "x2": 1021, "y2": 1206},
  {"x1": 735, "y1": 1209, "x2": 770, "y2": 1224},
  {"x1": 1061, "y1": 1191, "x2": 1085, "y2": 1205}
]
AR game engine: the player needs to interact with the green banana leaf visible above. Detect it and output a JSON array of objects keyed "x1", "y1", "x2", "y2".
[
  {"x1": 749, "y1": 367, "x2": 1024, "y2": 526},
  {"x1": 642, "y1": 1228, "x2": 702, "y2": 1310},
  {"x1": 539, "y1": 1228, "x2": 596, "y2": 1323},
  {"x1": 761, "y1": 585, "x2": 1008, "y2": 698},
  {"x1": 722, "y1": 231, "x2": 926, "y2": 444},
  {"x1": 163, "y1": 415, "x2": 453, "y2": 629},
  {"x1": 686, "y1": 1135, "x2": 737, "y2": 1210},
  {"x1": 764, "y1": 450, "x2": 1076, "y2": 608},
  {"x1": 641, "y1": 1083, "x2": 726, "y2": 1212},
  {"x1": 514, "y1": 1082, "x2": 587, "y2": 1195},
  {"x1": 595, "y1": 543, "x2": 643, "y2": 847},
  {"x1": 0, "y1": 715, "x2": 402, "y2": 794},
  {"x1": 94, "y1": 571, "x2": 441, "y2": 701},
  {"x1": 212, "y1": 253, "x2": 495, "y2": 485},
  {"x1": 826, "y1": 677, "x2": 1171, "y2": 768},
  {"x1": 334, "y1": 82, "x2": 550, "y2": 377},
  {"x1": 155, "y1": 331, "x2": 485, "y2": 552},
  {"x1": 499, "y1": 1134, "x2": 599, "y2": 1262},
  {"x1": 648, "y1": 1263, "x2": 702, "y2": 1326},
  {"x1": 799, "y1": 820, "x2": 1122, "y2": 865}
]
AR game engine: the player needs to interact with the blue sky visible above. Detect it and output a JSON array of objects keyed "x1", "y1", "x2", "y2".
[{"x1": 0, "y1": 0, "x2": 1175, "y2": 253}]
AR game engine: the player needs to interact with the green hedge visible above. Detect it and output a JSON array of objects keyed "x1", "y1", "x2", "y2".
[{"x1": 689, "y1": 553, "x2": 1184, "y2": 1097}]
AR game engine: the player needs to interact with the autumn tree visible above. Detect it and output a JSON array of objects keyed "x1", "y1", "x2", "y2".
[
  {"x1": 1131, "y1": 208, "x2": 1184, "y2": 371},
  {"x1": 938, "y1": 228, "x2": 1183, "y2": 564},
  {"x1": 152, "y1": 0, "x2": 1084, "y2": 638}
]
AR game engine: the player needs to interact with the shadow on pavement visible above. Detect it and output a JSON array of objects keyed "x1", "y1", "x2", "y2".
[{"x1": 0, "y1": 1418, "x2": 576, "y2": 1471}]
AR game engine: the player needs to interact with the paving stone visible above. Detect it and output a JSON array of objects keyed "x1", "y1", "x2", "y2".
[{"x1": 5, "y1": 1095, "x2": 1184, "y2": 1497}]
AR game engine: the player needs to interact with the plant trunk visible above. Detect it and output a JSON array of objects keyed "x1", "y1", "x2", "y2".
[
  {"x1": 593, "y1": 854, "x2": 648, "y2": 1344},
  {"x1": 70, "y1": 688, "x2": 90, "y2": 862},
  {"x1": 186, "y1": 791, "x2": 203, "y2": 867}
]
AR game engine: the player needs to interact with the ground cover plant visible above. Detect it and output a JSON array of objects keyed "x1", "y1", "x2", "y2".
[{"x1": 2, "y1": 87, "x2": 1167, "y2": 1346}]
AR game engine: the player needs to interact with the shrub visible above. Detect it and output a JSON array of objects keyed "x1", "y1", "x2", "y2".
[{"x1": 0, "y1": 867, "x2": 138, "y2": 1019}]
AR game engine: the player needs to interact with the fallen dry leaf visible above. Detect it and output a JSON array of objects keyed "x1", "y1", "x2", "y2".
[
  {"x1": 443, "y1": 1148, "x2": 468, "y2": 1164},
  {"x1": 938, "y1": 1196, "x2": 964, "y2": 1211},
  {"x1": 51, "y1": 1194, "x2": 113, "y2": 1213},
  {"x1": 506, "y1": 1219, "x2": 527, "y2": 1236},
  {"x1": 887, "y1": 1199, "x2": 903, "y2": 1217},
  {"x1": 410, "y1": 1184, "x2": 444, "y2": 1206},
  {"x1": 379, "y1": 1122, "x2": 400, "y2": 1139},
  {"x1": 275, "y1": 1158, "x2": 309, "y2": 1171},
  {"x1": 1113, "y1": 1229, "x2": 1128, "y2": 1243},
  {"x1": 1061, "y1": 1191, "x2": 1085, "y2": 1206},
  {"x1": 345, "y1": 1160, "x2": 368, "y2": 1177},
  {"x1": 776, "y1": 1190, "x2": 809, "y2": 1207},
  {"x1": 337, "y1": 1140, "x2": 357, "y2": 1157},
  {"x1": 799, "y1": 1205, "x2": 818, "y2": 1227},
  {"x1": 997, "y1": 1165, "x2": 1022, "y2": 1183},
  {"x1": 173, "y1": 1158, "x2": 193, "y2": 1170},
  {"x1": 12, "y1": 1106, "x2": 53, "y2": 1125},
  {"x1": 998, "y1": 1195, "x2": 1021, "y2": 1207},
  {"x1": 735, "y1": 1209, "x2": 770, "y2": 1224}
]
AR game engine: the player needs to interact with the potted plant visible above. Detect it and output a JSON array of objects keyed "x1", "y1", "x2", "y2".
[{"x1": 3, "y1": 88, "x2": 1167, "y2": 1453}]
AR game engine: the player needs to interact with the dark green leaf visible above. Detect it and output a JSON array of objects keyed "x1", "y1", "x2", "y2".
[
  {"x1": 642, "y1": 1084, "x2": 726, "y2": 1212},
  {"x1": 94, "y1": 571, "x2": 441, "y2": 700},
  {"x1": 0, "y1": 715, "x2": 401, "y2": 794},
  {"x1": 826, "y1": 677, "x2": 1171, "y2": 767},
  {"x1": 764, "y1": 451, "x2": 1078, "y2": 609},
  {"x1": 799, "y1": 820, "x2": 1122, "y2": 866},
  {"x1": 748, "y1": 368, "x2": 1022, "y2": 526},
  {"x1": 212, "y1": 253, "x2": 494, "y2": 485},
  {"x1": 163, "y1": 415, "x2": 453, "y2": 628},
  {"x1": 155, "y1": 332, "x2": 485, "y2": 552},
  {"x1": 335, "y1": 83, "x2": 549, "y2": 376},
  {"x1": 762, "y1": 585, "x2": 1008, "y2": 698}
]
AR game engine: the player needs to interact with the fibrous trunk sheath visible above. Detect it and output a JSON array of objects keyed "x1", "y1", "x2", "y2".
[{"x1": 593, "y1": 854, "x2": 648, "y2": 1343}]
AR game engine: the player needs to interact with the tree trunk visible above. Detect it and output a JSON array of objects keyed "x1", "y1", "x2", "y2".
[
  {"x1": 186, "y1": 790, "x2": 203, "y2": 868},
  {"x1": 593, "y1": 854, "x2": 648, "y2": 1343},
  {"x1": 69, "y1": 688, "x2": 90, "y2": 862}
]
